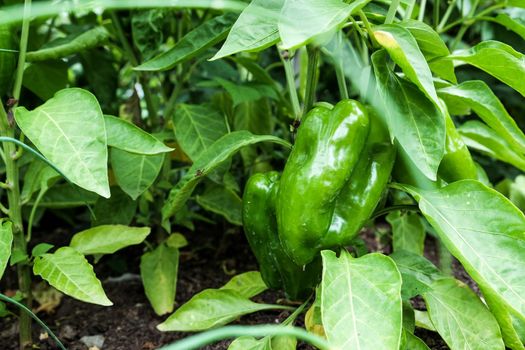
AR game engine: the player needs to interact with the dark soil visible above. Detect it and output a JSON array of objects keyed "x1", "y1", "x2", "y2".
[{"x1": 0, "y1": 222, "x2": 472, "y2": 350}]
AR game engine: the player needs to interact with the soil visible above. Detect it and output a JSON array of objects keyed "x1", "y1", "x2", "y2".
[{"x1": 0, "y1": 221, "x2": 472, "y2": 350}]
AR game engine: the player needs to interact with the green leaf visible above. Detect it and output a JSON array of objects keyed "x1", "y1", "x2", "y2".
[
  {"x1": 0, "y1": 220, "x2": 13, "y2": 280},
  {"x1": 15, "y1": 88, "x2": 110, "y2": 198},
  {"x1": 373, "y1": 24, "x2": 440, "y2": 107},
  {"x1": 423, "y1": 278, "x2": 505, "y2": 350},
  {"x1": 141, "y1": 243, "x2": 180, "y2": 315},
  {"x1": 390, "y1": 250, "x2": 441, "y2": 300},
  {"x1": 213, "y1": 78, "x2": 277, "y2": 107},
  {"x1": 25, "y1": 27, "x2": 109, "y2": 62},
  {"x1": 387, "y1": 212, "x2": 425, "y2": 255},
  {"x1": 172, "y1": 104, "x2": 228, "y2": 161},
  {"x1": 69, "y1": 225, "x2": 150, "y2": 255},
  {"x1": 372, "y1": 50, "x2": 445, "y2": 181},
  {"x1": 278, "y1": 0, "x2": 358, "y2": 50},
  {"x1": 21, "y1": 161, "x2": 59, "y2": 203},
  {"x1": 228, "y1": 337, "x2": 271, "y2": 350},
  {"x1": 400, "y1": 180, "x2": 525, "y2": 342},
  {"x1": 321, "y1": 250, "x2": 402, "y2": 349},
  {"x1": 131, "y1": 9, "x2": 166, "y2": 61},
  {"x1": 439, "y1": 80, "x2": 525, "y2": 155},
  {"x1": 491, "y1": 12, "x2": 525, "y2": 41},
  {"x1": 157, "y1": 289, "x2": 290, "y2": 331},
  {"x1": 136, "y1": 13, "x2": 238, "y2": 71},
  {"x1": 220, "y1": 271, "x2": 267, "y2": 298},
  {"x1": 111, "y1": 149, "x2": 165, "y2": 200},
  {"x1": 31, "y1": 243, "x2": 54, "y2": 257},
  {"x1": 105, "y1": 115, "x2": 173, "y2": 155},
  {"x1": 36, "y1": 184, "x2": 98, "y2": 209},
  {"x1": 33, "y1": 247, "x2": 112, "y2": 306},
  {"x1": 458, "y1": 120, "x2": 525, "y2": 172},
  {"x1": 91, "y1": 187, "x2": 137, "y2": 226},
  {"x1": 165, "y1": 233, "x2": 188, "y2": 249},
  {"x1": 212, "y1": 0, "x2": 283, "y2": 60},
  {"x1": 405, "y1": 331, "x2": 430, "y2": 350},
  {"x1": 22, "y1": 61, "x2": 68, "y2": 101},
  {"x1": 399, "y1": 20, "x2": 456, "y2": 83},
  {"x1": 448, "y1": 40, "x2": 525, "y2": 97},
  {"x1": 162, "y1": 131, "x2": 291, "y2": 221},
  {"x1": 197, "y1": 183, "x2": 242, "y2": 225}
]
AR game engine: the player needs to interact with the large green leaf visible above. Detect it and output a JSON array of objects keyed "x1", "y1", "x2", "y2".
[
  {"x1": 22, "y1": 60, "x2": 68, "y2": 100},
  {"x1": 162, "y1": 131, "x2": 290, "y2": 221},
  {"x1": 390, "y1": 250, "x2": 441, "y2": 300},
  {"x1": 220, "y1": 271, "x2": 267, "y2": 298},
  {"x1": 458, "y1": 120, "x2": 525, "y2": 172},
  {"x1": 0, "y1": 220, "x2": 13, "y2": 280},
  {"x1": 399, "y1": 20, "x2": 456, "y2": 83},
  {"x1": 212, "y1": 0, "x2": 284, "y2": 60},
  {"x1": 136, "y1": 13, "x2": 238, "y2": 71},
  {"x1": 387, "y1": 212, "x2": 425, "y2": 255},
  {"x1": 69, "y1": 225, "x2": 150, "y2": 255},
  {"x1": 33, "y1": 247, "x2": 112, "y2": 306},
  {"x1": 172, "y1": 104, "x2": 228, "y2": 160},
  {"x1": 278, "y1": 0, "x2": 363, "y2": 50},
  {"x1": 491, "y1": 12, "x2": 525, "y2": 41},
  {"x1": 400, "y1": 180, "x2": 525, "y2": 343},
  {"x1": 372, "y1": 50, "x2": 445, "y2": 181},
  {"x1": 157, "y1": 289, "x2": 290, "y2": 331},
  {"x1": 439, "y1": 81, "x2": 525, "y2": 154},
  {"x1": 373, "y1": 24, "x2": 440, "y2": 107},
  {"x1": 321, "y1": 250, "x2": 402, "y2": 349},
  {"x1": 196, "y1": 183, "x2": 242, "y2": 225},
  {"x1": 35, "y1": 184, "x2": 98, "y2": 209},
  {"x1": 105, "y1": 115, "x2": 173, "y2": 155},
  {"x1": 15, "y1": 88, "x2": 110, "y2": 197},
  {"x1": 448, "y1": 40, "x2": 525, "y2": 97},
  {"x1": 424, "y1": 278, "x2": 505, "y2": 350},
  {"x1": 141, "y1": 243, "x2": 180, "y2": 315},
  {"x1": 111, "y1": 149, "x2": 165, "y2": 200}
]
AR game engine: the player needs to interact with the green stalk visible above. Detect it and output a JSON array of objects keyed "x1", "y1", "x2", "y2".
[
  {"x1": 418, "y1": 0, "x2": 427, "y2": 21},
  {"x1": 0, "y1": 109, "x2": 31, "y2": 350},
  {"x1": 279, "y1": 50, "x2": 301, "y2": 121},
  {"x1": 5, "y1": 1, "x2": 32, "y2": 347},
  {"x1": 433, "y1": 0, "x2": 440, "y2": 29},
  {"x1": 437, "y1": 0, "x2": 457, "y2": 32},
  {"x1": 303, "y1": 46, "x2": 319, "y2": 114},
  {"x1": 110, "y1": 12, "x2": 158, "y2": 128},
  {"x1": 385, "y1": 0, "x2": 400, "y2": 24},
  {"x1": 11, "y1": 0, "x2": 31, "y2": 104}
]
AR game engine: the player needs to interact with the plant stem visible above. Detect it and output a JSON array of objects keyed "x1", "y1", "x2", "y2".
[
  {"x1": 437, "y1": 0, "x2": 457, "y2": 32},
  {"x1": 358, "y1": 11, "x2": 378, "y2": 47},
  {"x1": 279, "y1": 50, "x2": 301, "y2": 120},
  {"x1": 5, "y1": 1, "x2": 32, "y2": 347},
  {"x1": 418, "y1": 0, "x2": 427, "y2": 21},
  {"x1": 110, "y1": 11, "x2": 158, "y2": 128},
  {"x1": 0, "y1": 107, "x2": 30, "y2": 350},
  {"x1": 0, "y1": 293, "x2": 66, "y2": 350},
  {"x1": 433, "y1": 0, "x2": 440, "y2": 29},
  {"x1": 385, "y1": 0, "x2": 400, "y2": 24},
  {"x1": 11, "y1": 0, "x2": 31, "y2": 105},
  {"x1": 303, "y1": 46, "x2": 319, "y2": 114}
]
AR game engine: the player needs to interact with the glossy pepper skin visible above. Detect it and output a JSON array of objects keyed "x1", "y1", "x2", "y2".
[
  {"x1": 325, "y1": 139, "x2": 396, "y2": 247},
  {"x1": 438, "y1": 112, "x2": 478, "y2": 183},
  {"x1": 0, "y1": 23, "x2": 16, "y2": 96},
  {"x1": 242, "y1": 171, "x2": 320, "y2": 300},
  {"x1": 276, "y1": 100, "x2": 370, "y2": 265}
]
